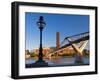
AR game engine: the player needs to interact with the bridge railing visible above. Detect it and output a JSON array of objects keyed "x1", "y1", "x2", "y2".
[{"x1": 60, "y1": 32, "x2": 89, "y2": 47}]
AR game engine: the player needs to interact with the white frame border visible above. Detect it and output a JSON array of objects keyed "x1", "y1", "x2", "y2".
[{"x1": 19, "y1": 5, "x2": 95, "y2": 76}]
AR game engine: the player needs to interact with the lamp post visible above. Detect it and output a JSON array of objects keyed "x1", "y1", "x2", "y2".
[{"x1": 36, "y1": 16, "x2": 46, "y2": 63}]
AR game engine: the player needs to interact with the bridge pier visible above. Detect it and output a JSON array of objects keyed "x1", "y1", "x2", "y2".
[{"x1": 75, "y1": 54, "x2": 83, "y2": 64}]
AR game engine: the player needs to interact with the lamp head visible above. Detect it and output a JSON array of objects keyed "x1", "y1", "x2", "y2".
[{"x1": 37, "y1": 16, "x2": 46, "y2": 29}]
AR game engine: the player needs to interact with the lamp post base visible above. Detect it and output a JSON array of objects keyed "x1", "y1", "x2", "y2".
[{"x1": 26, "y1": 60, "x2": 48, "y2": 68}]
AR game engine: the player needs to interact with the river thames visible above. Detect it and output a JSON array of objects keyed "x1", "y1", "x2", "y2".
[{"x1": 25, "y1": 56, "x2": 89, "y2": 67}]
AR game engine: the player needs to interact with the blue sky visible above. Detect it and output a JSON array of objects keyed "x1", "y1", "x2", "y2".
[{"x1": 25, "y1": 12, "x2": 89, "y2": 51}]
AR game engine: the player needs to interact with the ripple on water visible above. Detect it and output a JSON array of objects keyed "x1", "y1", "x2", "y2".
[{"x1": 25, "y1": 56, "x2": 89, "y2": 66}]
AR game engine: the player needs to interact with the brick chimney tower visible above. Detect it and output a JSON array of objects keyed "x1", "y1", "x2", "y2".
[{"x1": 56, "y1": 32, "x2": 60, "y2": 49}]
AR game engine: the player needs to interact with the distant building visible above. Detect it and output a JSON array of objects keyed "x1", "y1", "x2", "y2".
[
  {"x1": 33, "y1": 47, "x2": 51, "y2": 56},
  {"x1": 25, "y1": 49, "x2": 29, "y2": 53},
  {"x1": 57, "y1": 47, "x2": 76, "y2": 56},
  {"x1": 56, "y1": 32, "x2": 60, "y2": 49},
  {"x1": 50, "y1": 47, "x2": 56, "y2": 52},
  {"x1": 25, "y1": 50, "x2": 31, "y2": 59}
]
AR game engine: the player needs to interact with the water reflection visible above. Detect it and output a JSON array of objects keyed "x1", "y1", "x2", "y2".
[{"x1": 25, "y1": 56, "x2": 89, "y2": 67}]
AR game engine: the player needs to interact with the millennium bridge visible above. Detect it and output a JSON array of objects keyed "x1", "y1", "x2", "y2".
[{"x1": 47, "y1": 32, "x2": 89, "y2": 63}]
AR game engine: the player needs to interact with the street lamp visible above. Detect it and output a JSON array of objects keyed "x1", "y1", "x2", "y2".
[{"x1": 36, "y1": 16, "x2": 46, "y2": 63}]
